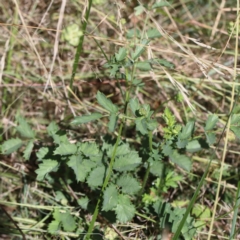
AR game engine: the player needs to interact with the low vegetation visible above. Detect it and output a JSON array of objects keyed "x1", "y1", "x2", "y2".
[{"x1": 0, "y1": 0, "x2": 240, "y2": 239}]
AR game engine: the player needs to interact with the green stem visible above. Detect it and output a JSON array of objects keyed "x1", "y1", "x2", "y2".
[
  {"x1": 86, "y1": 43, "x2": 135, "y2": 239},
  {"x1": 86, "y1": 123, "x2": 124, "y2": 239},
  {"x1": 69, "y1": 0, "x2": 92, "y2": 90}
]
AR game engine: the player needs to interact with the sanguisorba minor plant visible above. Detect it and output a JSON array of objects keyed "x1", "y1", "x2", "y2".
[
  {"x1": 3, "y1": 22, "x2": 237, "y2": 239},
  {"x1": 2, "y1": 2, "x2": 240, "y2": 239}
]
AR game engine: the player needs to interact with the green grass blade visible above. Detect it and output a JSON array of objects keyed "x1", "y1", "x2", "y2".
[
  {"x1": 69, "y1": 0, "x2": 93, "y2": 90},
  {"x1": 229, "y1": 181, "x2": 240, "y2": 239}
]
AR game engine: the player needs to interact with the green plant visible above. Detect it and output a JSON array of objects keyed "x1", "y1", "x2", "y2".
[
  {"x1": 1, "y1": 1, "x2": 240, "y2": 240},
  {"x1": 1, "y1": 28, "x2": 232, "y2": 238}
]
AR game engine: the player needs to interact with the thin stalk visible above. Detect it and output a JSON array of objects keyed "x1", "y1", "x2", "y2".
[
  {"x1": 86, "y1": 61, "x2": 134, "y2": 239},
  {"x1": 229, "y1": 181, "x2": 240, "y2": 239},
  {"x1": 69, "y1": 0, "x2": 92, "y2": 90},
  {"x1": 207, "y1": 4, "x2": 239, "y2": 240},
  {"x1": 2, "y1": 8, "x2": 18, "y2": 114},
  {"x1": 86, "y1": 123, "x2": 124, "y2": 240}
]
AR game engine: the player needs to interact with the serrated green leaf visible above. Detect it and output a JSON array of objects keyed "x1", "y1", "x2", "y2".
[
  {"x1": 169, "y1": 151, "x2": 192, "y2": 172},
  {"x1": 129, "y1": 98, "x2": 140, "y2": 116},
  {"x1": 134, "y1": 5, "x2": 145, "y2": 16},
  {"x1": 96, "y1": 91, "x2": 118, "y2": 113},
  {"x1": 35, "y1": 160, "x2": 59, "y2": 181},
  {"x1": 78, "y1": 142, "x2": 102, "y2": 162},
  {"x1": 204, "y1": 115, "x2": 218, "y2": 131},
  {"x1": 61, "y1": 210, "x2": 76, "y2": 232},
  {"x1": 67, "y1": 155, "x2": 95, "y2": 182},
  {"x1": 230, "y1": 126, "x2": 240, "y2": 139},
  {"x1": 135, "y1": 61, "x2": 152, "y2": 71},
  {"x1": 136, "y1": 117, "x2": 148, "y2": 135},
  {"x1": 179, "y1": 121, "x2": 195, "y2": 139},
  {"x1": 87, "y1": 165, "x2": 105, "y2": 188},
  {"x1": 115, "y1": 195, "x2": 135, "y2": 223},
  {"x1": 116, "y1": 174, "x2": 140, "y2": 195},
  {"x1": 54, "y1": 143, "x2": 77, "y2": 155},
  {"x1": 16, "y1": 117, "x2": 35, "y2": 139},
  {"x1": 36, "y1": 147, "x2": 49, "y2": 160},
  {"x1": 77, "y1": 197, "x2": 89, "y2": 210},
  {"x1": 47, "y1": 122, "x2": 59, "y2": 137},
  {"x1": 205, "y1": 132, "x2": 216, "y2": 145},
  {"x1": 115, "y1": 47, "x2": 127, "y2": 61},
  {"x1": 71, "y1": 112, "x2": 103, "y2": 125},
  {"x1": 108, "y1": 113, "x2": 118, "y2": 132},
  {"x1": 147, "y1": 28, "x2": 162, "y2": 39},
  {"x1": 231, "y1": 114, "x2": 240, "y2": 125},
  {"x1": 23, "y1": 140, "x2": 34, "y2": 160},
  {"x1": 152, "y1": 1, "x2": 170, "y2": 8},
  {"x1": 186, "y1": 140, "x2": 202, "y2": 153},
  {"x1": 113, "y1": 151, "x2": 141, "y2": 172},
  {"x1": 150, "y1": 161, "x2": 164, "y2": 177},
  {"x1": 1, "y1": 138, "x2": 23, "y2": 155},
  {"x1": 48, "y1": 220, "x2": 61, "y2": 233},
  {"x1": 50, "y1": 129, "x2": 69, "y2": 145},
  {"x1": 102, "y1": 184, "x2": 118, "y2": 211},
  {"x1": 132, "y1": 39, "x2": 151, "y2": 60}
]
